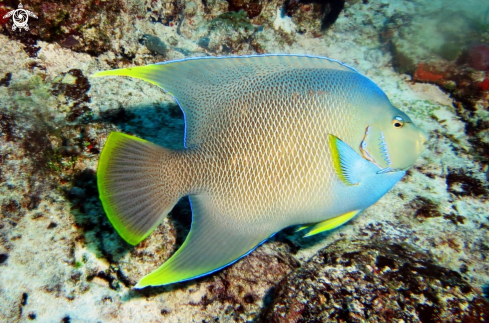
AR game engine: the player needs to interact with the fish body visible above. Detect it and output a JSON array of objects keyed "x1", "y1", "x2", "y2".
[{"x1": 92, "y1": 55, "x2": 427, "y2": 288}]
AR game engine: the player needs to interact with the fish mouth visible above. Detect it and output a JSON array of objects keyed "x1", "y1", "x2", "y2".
[
  {"x1": 359, "y1": 126, "x2": 394, "y2": 174},
  {"x1": 417, "y1": 129, "x2": 428, "y2": 154}
]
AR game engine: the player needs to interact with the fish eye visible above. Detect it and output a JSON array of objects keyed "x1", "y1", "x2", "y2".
[{"x1": 392, "y1": 116, "x2": 404, "y2": 128}]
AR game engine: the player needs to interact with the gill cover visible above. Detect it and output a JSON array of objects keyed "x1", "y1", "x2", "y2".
[{"x1": 362, "y1": 110, "x2": 427, "y2": 171}]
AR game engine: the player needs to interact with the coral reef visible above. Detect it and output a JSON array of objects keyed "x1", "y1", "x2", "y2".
[
  {"x1": 203, "y1": 9, "x2": 256, "y2": 54},
  {"x1": 0, "y1": 0, "x2": 132, "y2": 56},
  {"x1": 260, "y1": 240, "x2": 489, "y2": 322},
  {"x1": 286, "y1": 0, "x2": 345, "y2": 35},
  {"x1": 0, "y1": 0, "x2": 488, "y2": 321},
  {"x1": 467, "y1": 44, "x2": 489, "y2": 71},
  {"x1": 227, "y1": 0, "x2": 263, "y2": 19}
]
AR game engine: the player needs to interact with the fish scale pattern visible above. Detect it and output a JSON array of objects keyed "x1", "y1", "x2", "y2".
[
  {"x1": 182, "y1": 68, "x2": 367, "y2": 233},
  {"x1": 98, "y1": 56, "x2": 383, "y2": 239},
  {"x1": 94, "y1": 55, "x2": 417, "y2": 286},
  {"x1": 151, "y1": 56, "x2": 361, "y2": 148}
]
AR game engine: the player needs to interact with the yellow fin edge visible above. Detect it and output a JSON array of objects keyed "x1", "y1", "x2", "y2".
[
  {"x1": 97, "y1": 132, "x2": 152, "y2": 246},
  {"x1": 303, "y1": 210, "x2": 362, "y2": 237},
  {"x1": 296, "y1": 224, "x2": 311, "y2": 232},
  {"x1": 328, "y1": 134, "x2": 350, "y2": 186},
  {"x1": 90, "y1": 65, "x2": 165, "y2": 88}
]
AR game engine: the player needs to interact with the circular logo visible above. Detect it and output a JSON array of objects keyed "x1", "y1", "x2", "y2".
[
  {"x1": 3, "y1": 3, "x2": 38, "y2": 32},
  {"x1": 13, "y1": 9, "x2": 29, "y2": 30}
]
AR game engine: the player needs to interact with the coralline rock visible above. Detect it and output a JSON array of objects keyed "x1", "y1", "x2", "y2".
[
  {"x1": 0, "y1": 0, "x2": 489, "y2": 321},
  {"x1": 0, "y1": 0, "x2": 135, "y2": 56},
  {"x1": 286, "y1": 0, "x2": 345, "y2": 36},
  {"x1": 227, "y1": 0, "x2": 263, "y2": 19},
  {"x1": 205, "y1": 10, "x2": 255, "y2": 54},
  {"x1": 260, "y1": 240, "x2": 489, "y2": 323},
  {"x1": 146, "y1": 0, "x2": 184, "y2": 26},
  {"x1": 467, "y1": 44, "x2": 489, "y2": 72},
  {"x1": 384, "y1": 0, "x2": 484, "y2": 70}
]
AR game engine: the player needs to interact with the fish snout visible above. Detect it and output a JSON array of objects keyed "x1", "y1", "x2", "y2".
[{"x1": 416, "y1": 129, "x2": 428, "y2": 155}]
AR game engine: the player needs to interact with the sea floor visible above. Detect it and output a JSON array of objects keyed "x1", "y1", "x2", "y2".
[{"x1": 0, "y1": 0, "x2": 488, "y2": 322}]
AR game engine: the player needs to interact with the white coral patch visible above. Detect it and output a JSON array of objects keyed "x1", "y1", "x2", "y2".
[{"x1": 273, "y1": 8, "x2": 296, "y2": 34}]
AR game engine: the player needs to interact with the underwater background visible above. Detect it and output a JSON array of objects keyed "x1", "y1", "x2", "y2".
[{"x1": 0, "y1": 0, "x2": 488, "y2": 322}]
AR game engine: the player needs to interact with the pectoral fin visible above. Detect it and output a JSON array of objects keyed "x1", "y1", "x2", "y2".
[
  {"x1": 135, "y1": 195, "x2": 274, "y2": 288},
  {"x1": 303, "y1": 210, "x2": 362, "y2": 237},
  {"x1": 329, "y1": 134, "x2": 380, "y2": 186}
]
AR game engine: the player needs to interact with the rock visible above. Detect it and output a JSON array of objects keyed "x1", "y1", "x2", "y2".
[
  {"x1": 286, "y1": 0, "x2": 345, "y2": 35},
  {"x1": 260, "y1": 240, "x2": 489, "y2": 322},
  {"x1": 184, "y1": 1, "x2": 198, "y2": 17},
  {"x1": 0, "y1": 1, "x2": 131, "y2": 56},
  {"x1": 467, "y1": 44, "x2": 489, "y2": 71},
  {"x1": 227, "y1": 0, "x2": 263, "y2": 19},
  {"x1": 206, "y1": 10, "x2": 255, "y2": 54},
  {"x1": 1, "y1": 0, "x2": 489, "y2": 321},
  {"x1": 0, "y1": 73, "x2": 12, "y2": 87}
]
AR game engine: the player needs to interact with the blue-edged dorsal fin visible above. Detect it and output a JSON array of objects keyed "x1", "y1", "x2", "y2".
[
  {"x1": 135, "y1": 194, "x2": 274, "y2": 288},
  {"x1": 303, "y1": 210, "x2": 362, "y2": 237},
  {"x1": 328, "y1": 134, "x2": 380, "y2": 186},
  {"x1": 92, "y1": 55, "x2": 358, "y2": 148}
]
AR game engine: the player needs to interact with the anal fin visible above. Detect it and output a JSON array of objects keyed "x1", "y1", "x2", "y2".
[
  {"x1": 303, "y1": 210, "x2": 362, "y2": 237},
  {"x1": 135, "y1": 195, "x2": 274, "y2": 288}
]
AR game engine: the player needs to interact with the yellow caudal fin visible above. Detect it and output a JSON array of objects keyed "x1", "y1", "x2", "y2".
[
  {"x1": 98, "y1": 132, "x2": 184, "y2": 245},
  {"x1": 135, "y1": 195, "x2": 275, "y2": 288},
  {"x1": 303, "y1": 210, "x2": 362, "y2": 238}
]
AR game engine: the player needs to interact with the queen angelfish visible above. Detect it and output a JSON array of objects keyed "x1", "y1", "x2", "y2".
[{"x1": 91, "y1": 55, "x2": 427, "y2": 288}]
